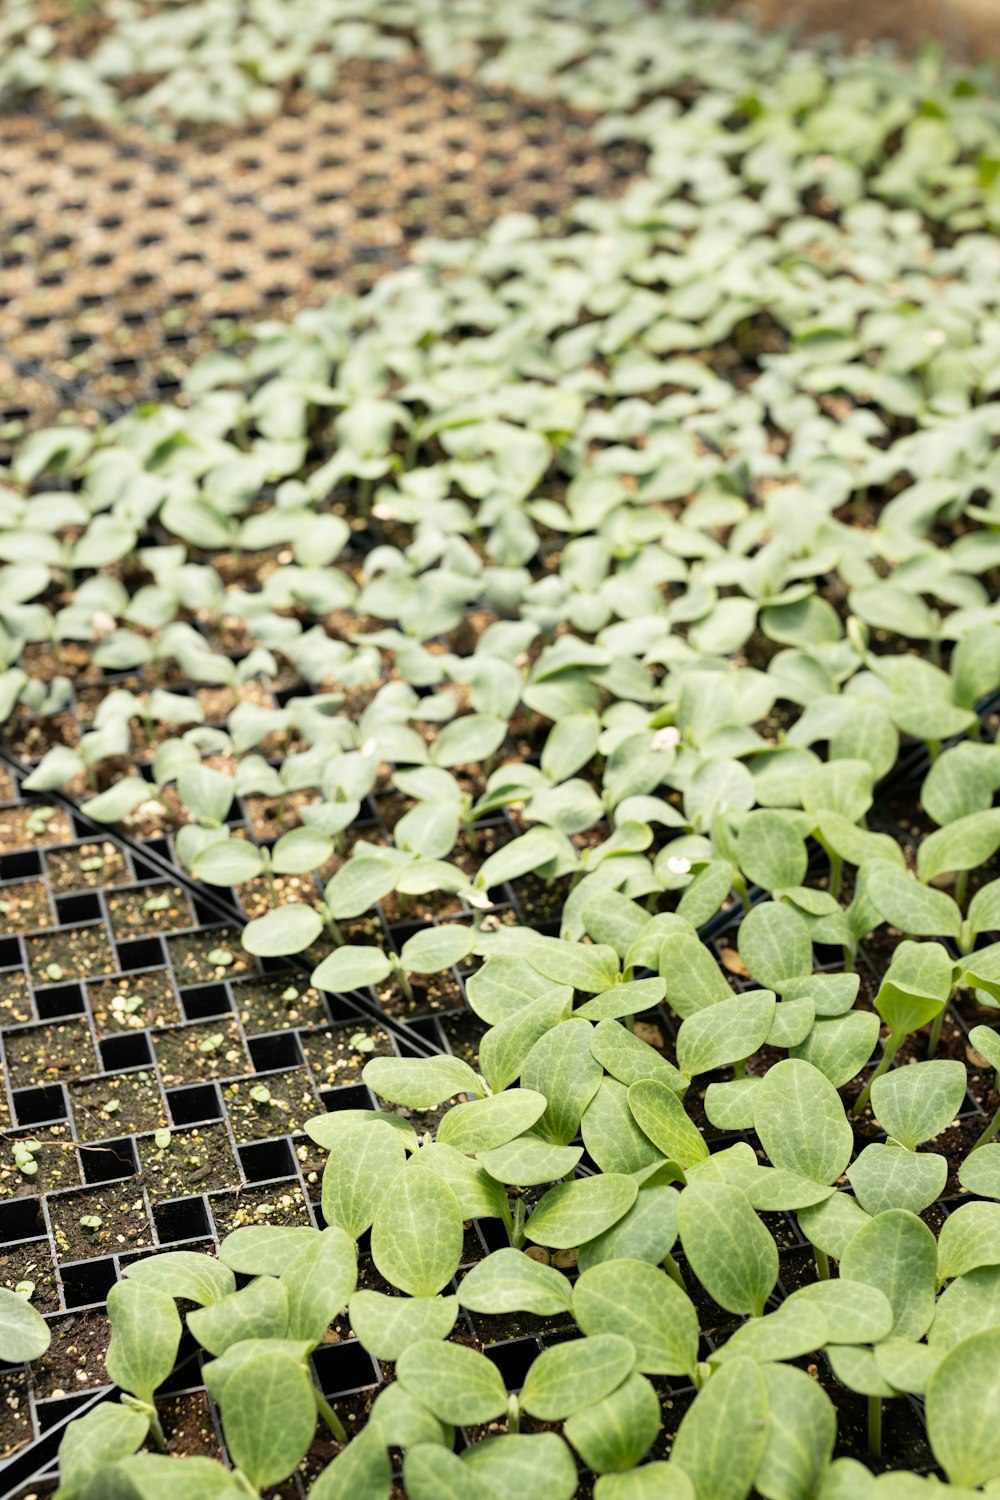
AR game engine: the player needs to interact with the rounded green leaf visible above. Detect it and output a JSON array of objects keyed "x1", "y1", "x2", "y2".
[
  {"x1": 676, "y1": 992, "x2": 775, "y2": 1079},
  {"x1": 191, "y1": 839, "x2": 264, "y2": 886},
  {"x1": 840, "y1": 1209, "x2": 937, "y2": 1339},
  {"x1": 871, "y1": 1059, "x2": 966, "y2": 1150},
  {"x1": 400, "y1": 924, "x2": 476, "y2": 974},
  {"x1": 672, "y1": 1357, "x2": 770, "y2": 1500},
  {"x1": 369, "y1": 1165, "x2": 464, "y2": 1297},
  {"x1": 281, "y1": 1227, "x2": 357, "y2": 1344},
  {"x1": 218, "y1": 1225, "x2": 318, "y2": 1276},
  {"x1": 105, "y1": 1280, "x2": 182, "y2": 1404},
  {"x1": 736, "y1": 811, "x2": 808, "y2": 892},
  {"x1": 564, "y1": 1372, "x2": 661, "y2": 1475},
  {"x1": 438, "y1": 1089, "x2": 547, "y2": 1153},
  {"x1": 458, "y1": 1249, "x2": 573, "y2": 1317},
  {"x1": 593, "y1": 1464, "x2": 695, "y2": 1499},
  {"x1": 242, "y1": 902, "x2": 323, "y2": 957},
  {"x1": 0, "y1": 1285, "x2": 50, "y2": 1362},
  {"x1": 578, "y1": 1184, "x2": 680, "y2": 1271},
  {"x1": 478, "y1": 1136, "x2": 582, "y2": 1186},
  {"x1": 784, "y1": 1278, "x2": 893, "y2": 1345},
  {"x1": 737, "y1": 903, "x2": 812, "y2": 989},
  {"x1": 927, "y1": 1328, "x2": 1000, "y2": 1487},
  {"x1": 311, "y1": 945, "x2": 392, "y2": 992},
  {"x1": 520, "y1": 1333, "x2": 635, "y2": 1420},
  {"x1": 362, "y1": 1055, "x2": 483, "y2": 1109},
  {"x1": 847, "y1": 1144, "x2": 947, "y2": 1217},
  {"x1": 123, "y1": 1251, "x2": 235, "y2": 1307},
  {"x1": 958, "y1": 1144, "x2": 1000, "y2": 1200},
  {"x1": 187, "y1": 1275, "x2": 289, "y2": 1356},
  {"x1": 462, "y1": 1433, "x2": 578, "y2": 1500},
  {"x1": 677, "y1": 1181, "x2": 778, "y2": 1318},
  {"x1": 752, "y1": 1059, "x2": 852, "y2": 1185},
  {"x1": 525, "y1": 1174, "x2": 638, "y2": 1250},
  {"x1": 321, "y1": 1120, "x2": 408, "y2": 1239},
  {"x1": 756, "y1": 1362, "x2": 836, "y2": 1500},
  {"x1": 221, "y1": 1352, "x2": 317, "y2": 1490},
  {"x1": 573, "y1": 1258, "x2": 699, "y2": 1379},
  {"x1": 937, "y1": 1201, "x2": 1000, "y2": 1282},
  {"x1": 403, "y1": 1444, "x2": 499, "y2": 1500},
  {"x1": 397, "y1": 1339, "x2": 508, "y2": 1424},
  {"x1": 271, "y1": 826, "x2": 333, "y2": 874},
  {"x1": 627, "y1": 1079, "x2": 709, "y2": 1168},
  {"x1": 307, "y1": 1424, "x2": 392, "y2": 1500},
  {"x1": 348, "y1": 1291, "x2": 457, "y2": 1360},
  {"x1": 523, "y1": 1017, "x2": 604, "y2": 1145}
]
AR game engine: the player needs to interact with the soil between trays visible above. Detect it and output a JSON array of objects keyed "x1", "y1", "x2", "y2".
[
  {"x1": 0, "y1": 807, "x2": 72, "y2": 852},
  {"x1": 0, "y1": 880, "x2": 53, "y2": 934},
  {"x1": 0, "y1": 973, "x2": 34, "y2": 1026},
  {"x1": 0, "y1": 1126, "x2": 81, "y2": 1200},
  {"x1": 234, "y1": 975, "x2": 327, "y2": 1034},
  {"x1": 165, "y1": 930, "x2": 254, "y2": 986},
  {"x1": 208, "y1": 1179, "x2": 313, "y2": 1235},
  {"x1": 152, "y1": 1018, "x2": 249, "y2": 1088},
  {"x1": 299, "y1": 1022, "x2": 394, "y2": 1088},
  {"x1": 0, "y1": 1241, "x2": 59, "y2": 1314},
  {"x1": 106, "y1": 884, "x2": 194, "y2": 939},
  {"x1": 31, "y1": 1309, "x2": 111, "y2": 1401},
  {"x1": 4, "y1": 1020, "x2": 98, "y2": 1089}
]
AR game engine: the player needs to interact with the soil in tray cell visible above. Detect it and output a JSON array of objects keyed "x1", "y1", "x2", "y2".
[
  {"x1": 166, "y1": 929, "x2": 254, "y2": 985},
  {"x1": 300, "y1": 1022, "x2": 394, "y2": 1090},
  {"x1": 223, "y1": 1068, "x2": 320, "y2": 1145},
  {"x1": 26, "y1": 924, "x2": 114, "y2": 985},
  {"x1": 153, "y1": 1018, "x2": 249, "y2": 1088},
  {"x1": 107, "y1": 883, "x2": 194, "y2": 939},
  {"x1": 48, "y1": 1181, "x2": 152, "y2": 1262},
  {"x1": 0, "y1": 878, "x2": 53, "y2": 933},
  {"x1": 234, "y1": 974, "x2": 327, "y2": 1034},
  {"x1": 69, "y1": 1071, "x2": 168, "y2": 1141},
  {"x1": 32, "y1": 1308, "x2": 111, "y2": 1400},
  {"x1": 209, "y1": 1179, "x2": 313, "y2": 1235},
  {"x1": 0, "y1": 971, "x2": 34, "y2": 1025},
  {"x1": 3, "y1": 1019, "x2": 98, "y2": 1088},
  {"x1": 0, "y1": 1239, "x2": 60, "y2": 1313},
  {"x1": 0, "y1": 1368, "x2": 32, "y2": 1461},
  {"x1": 87, "y1": 969, "x2": 180, "y2": 1035},
  {"x1": 0, "y1": 1126, "x2": 81, "y2": 1199},
  {"x1": 0, "y1": 806, "x2": 73, "y2": 853},
  {"x1": 160, "y1": 1390, "x2": 225, "y2": 1461},
  {"x1": 45, "y1": 840, "x2": 129, "y2": 893},
  {"x1": 138, "y1": 1122, "x2": 240, "y2": 1197},
  {"x1": 372, "y1": 968, "x2": 465, "y2": 1021}
]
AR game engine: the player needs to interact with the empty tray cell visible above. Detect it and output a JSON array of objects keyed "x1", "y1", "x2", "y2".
[
  {"x1": 140, "y1": 1123, "x2": 239, "y2": 1197},
  {"x1": 60, "y1": 1255, "x2": 118, "y2": 1309},
  {"x1": 0, "y1": 936, "x2": 22, "y2": 968},
  {"x1": 35, "y1": 982, "x2": 86, "y2": 1021},
  {"x1": 0, "y1": 852, "x2": 41, "y2": 881},
  {"x1": 107, "y1": 883, "x2": 194, "y2": 939},
  {"x1": 69, "y1": 1072, "x2": 168, "y2": 1142},
  {"x1": 0, "y1": 877, "x2": 52, "y2": 932},
  {"x1": 484, "y1": 1336, "x2": 539, "y2": 1390},
  {"x1": 179, "y1": 984, "x2": 231, "y2": 1022},
  {"x1": 0, "y1": 1236, "x2": 59, "y2": 1312},
  {"x1": 223, "y1": 1068, "x2": 320, "y2": 1145},
  {"x1": 300, "y1": 1022, "x2": 394, "y2": 1091},
  {"x1": 209, "y1": 1179, "x2": 312, "y2": 1237},
  {"x1": 99, "y1": 1033, "x2": 153, "y2": 1072},
  {"x1": 232, "y1": 974, "x2": 326, "y2": 1033},
  {"x1": 12, "y1": 1084, "x2": 68, "y2": 1128},
  {"x1": 166, "y1": 1084, "x2": 223, "y2": 1127},
  {"x1": 153, "y1": 1018, "x2": 248, "y2": 1088},
  {"x1": 152, "y1": 1196, "x2": 212, "y2": 1245},
  {"x1": 81, "y1": 1137, "x2": 139, "y2": 1186},
  {"x1": 246, "y1": 1032, "x2": 303, "y2": 1073},
  {"x1": 166, "y1": 929, "x2": 254, "y2": 986},
  {"x1": 55, "y1": 892, "x2": 102, "y2": 926},
  {"x1": 238, "y1": 1138, "x2": 295, "y2": 1183},
  {"x1": 1, "y1": 1125, "x2": 81, "y2": 1199},
  {"x1": 45, "y1": 840, "x2": 129, "y2": 892},
  {"x1": 312, "y1": 1339, "x2": 379, "y2": 1398},
  {"x1": 48, "y1": 1183, "x2": 151, "y2": 1263},
  {"x1": 87, "y1": 970, "x2": 180, "y2": 1035},
  {"x1": 115, "y1": 936, "x2": 166, "y2": 972},
  {"x1": 27, "y1": 924, "x2": 114, "y2": 984},
  {"x1": 4, "y1": 1020, "x2": 98, "y2": 1089},
  {"x1": 0, "y1": 1197, "x2": 45, "y2": 1244}
]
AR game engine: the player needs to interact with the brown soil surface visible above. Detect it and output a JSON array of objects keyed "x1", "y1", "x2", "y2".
[{"x1": 735, "y1": 0, "x2": 997, "y2": 61}]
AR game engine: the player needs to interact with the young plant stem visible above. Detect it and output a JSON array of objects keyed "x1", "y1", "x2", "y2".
[
  {"x1": 506, "y1": 1394, "x2": 520, "y2": 1434},
  {"x1": 357, "y1": 476, "x2": 374, "y2": 517},
  {"x1": 868, "y1": 1396, "x2": 882, "y2": 1459},
  {"x1": 395, "y1": 964, "x2": 416, "y2": 1005},
  {"x1": 510, "y1": 1197, "x2": 526, "y2": 1249},
  {"x1": 264, "y1": 867, "x2": 279, "y2": 909},
  {"x1": 828, "y1": 851, "x2": 843, "y2": 903},
  {"x1": 814, "y1": 1248, "x2": 830, "y2": 1281},
  {"x1": 147, "y1": 1405, "x2": 167, "y2": 1451},
  {"x1": 853, "y1": 1032, "x2": 901, "y2": 1115},
  {"x1": 972, "y1": 1094, "x2": 1000, "y2": 1151},
  {"x1": 733, "y1": 875, "x2": 751, "y2": 914},
  {"x1": 314, "y1": 1385, "x2": 347, "y2": 1443},
  {"x1": 955, "y1": 868, "x2": 969, "y2": 909},
  {"x1": 927, "y1": 1004, "x2": 946, "y2": 1059},
  {"x1": 663, "y1": 1252, "x2": 686, "y2": 1290},
  {"x1": 323, "y1": 912, "x2": 345, "y2": 946}
]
